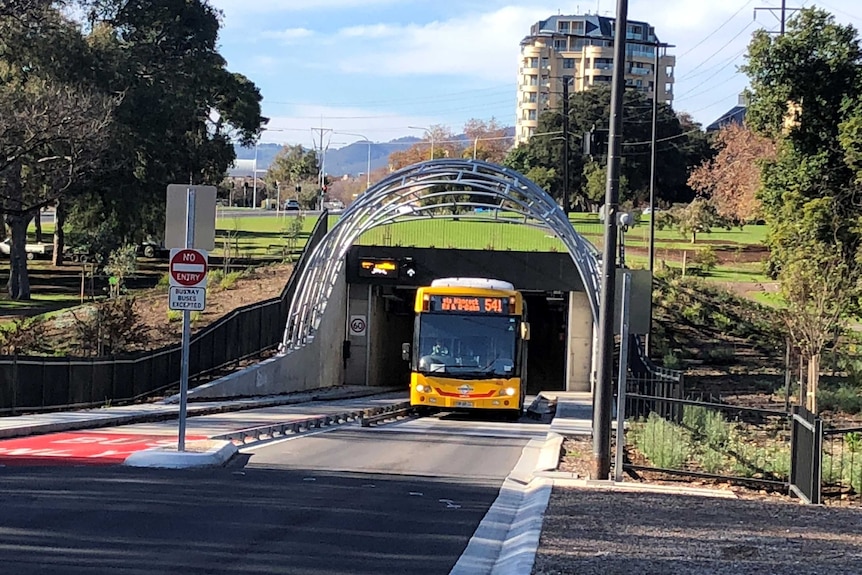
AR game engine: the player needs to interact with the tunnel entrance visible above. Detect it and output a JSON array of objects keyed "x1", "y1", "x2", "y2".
[
  {"x1": 523, "y1": 292, "x2": 568, "y2": 394},
  {"x1": 353, "y1": 283, "x2": 570, "y2": 392}
]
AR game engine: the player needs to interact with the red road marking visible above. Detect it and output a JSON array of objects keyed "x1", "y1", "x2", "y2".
[{"x1": 0, "y1": 432, "x2": 206, "y2": 466}]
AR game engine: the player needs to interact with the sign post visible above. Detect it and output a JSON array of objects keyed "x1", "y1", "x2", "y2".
[{"x1": 165, "y1": 184, "x2": 215, "y2": 452}]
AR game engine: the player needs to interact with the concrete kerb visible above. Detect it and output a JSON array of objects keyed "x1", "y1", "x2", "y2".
[
  {"x1": 124, "y1": 440, "x2": 238, "y2": 469},
  {"x1": 450, "y1": 437, "x2": 554, "y2": 575},
  {"x1": 0, "y1": 386, "x2": 400, "y2": 441}
]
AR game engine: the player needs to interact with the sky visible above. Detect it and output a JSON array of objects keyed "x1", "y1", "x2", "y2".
[{"x1": 209, "y1": 0, "x2": 862, "y2": 150}]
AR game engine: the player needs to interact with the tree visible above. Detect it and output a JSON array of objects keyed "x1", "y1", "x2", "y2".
[
  {"x1": 583, "y1": 160, "x2": 628, "y2": 205},
  {"x1": 779, "y1": 246, "x2": 856, "y2": 413},
  {"x1": 742, "y1": 7, "x2": 862, "y2": 275},
  {"x1": 688, "y1": 123, "x2": 777, "y2": 224},
  {"x1": 462, "y1": 118, "x2": 510, "y2": 164},
  {"x1": 506, "y1": 84, "x2": 709, "y2": 210},
  {"x1": 62, "y1": 0, "x2": 265, "y2": 265},
  {"x1": 0, "y1": 3, "x2": 118, "y2": 298},
  {"x1": 264, "y1": 144, "x2": 319, "y2": 206},
  {"x1": 655, "y1": 199, "x2": 729, "y2": 244},
  {"x1": 388, "y1": 125, "x2": 459, "y2": 170}
]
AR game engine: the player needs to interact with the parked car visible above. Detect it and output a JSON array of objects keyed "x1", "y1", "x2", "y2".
[
  {"x1": 139, "y1": 239, "x2": 168, "y2": 259},
  {"x1": 284, "y1": 199, "x2": 301, "y2": 211},
  {"x1": 0, "y1": 238, "x2": 53, "y2": 260}
]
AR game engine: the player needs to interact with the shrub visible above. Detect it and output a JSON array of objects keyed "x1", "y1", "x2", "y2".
[
  {"x1": 208, "y1": 269, "x2": 225, "y2": 287},
  {"x1": 219, "y1": 271, "x2": 243, "y2": 290},
  {"x1": 628, "y1": 413, "x2": 691, "y2": 469},
  {"x1": 167, "y1": 310, "x2": 182, "y2": 322},
  {"x1": 661, "y1": 352, "x2": 681, "y2": 370},
  {"x1": 71, "y1": 298, "x2": 148, "y2": 356},
  {"x1": 190, "y1": 311, "x2": 202, "y2": 323},
  {"x1": 156, "y1": 272, "x2": 171, "y2": 290},
  {"x1": 819, "y1": 385, "x2": 862, "y2": 415},
  {"x1": 692, "y1": 245, "x2": 718, "y2": 275}
]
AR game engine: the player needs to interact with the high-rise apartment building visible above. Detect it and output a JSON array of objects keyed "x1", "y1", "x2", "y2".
[{"x1": 516, "y1": 14, "x2": 675, "y2": 143}]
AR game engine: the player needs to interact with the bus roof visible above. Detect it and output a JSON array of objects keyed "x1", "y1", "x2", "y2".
[{"x1": 429, "y1": 277, "x2": 515, "y2": 290}]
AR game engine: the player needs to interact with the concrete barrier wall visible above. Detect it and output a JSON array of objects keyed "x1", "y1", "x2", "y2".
[{"x1": 185, "y1": 268, "x2": 348, "y2": 400}]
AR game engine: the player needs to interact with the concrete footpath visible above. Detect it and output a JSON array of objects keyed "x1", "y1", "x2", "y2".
[{"x1": 0, "y1": 385, "x2": 400, "y2": 442}]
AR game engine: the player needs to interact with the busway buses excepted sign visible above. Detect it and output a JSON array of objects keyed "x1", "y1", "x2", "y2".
[{"x1": 169, "y1": 286, "x2": 206, "y2": 311}]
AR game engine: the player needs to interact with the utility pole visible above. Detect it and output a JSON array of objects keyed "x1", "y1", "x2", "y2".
[
  {"x1": 311, "y1": 126, "x2": 332, "y2": 210},
  {"x1": 646, "y1": 41, "x2": 674, "y2": 356},
  {"x1": 593, "y1": 0, "x2": 629, "y2": 481},
  {"x1": 562, "y1": 77, "x2": 571, "y2": 215},
  {"x1": 754, "y1": 0, "x2": 798, "y2": 36}
]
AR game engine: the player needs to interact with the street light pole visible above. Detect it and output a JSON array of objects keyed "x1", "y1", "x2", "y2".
[
  {"x1": 409, "y1": 126, "x2": 434, "y2": 160},
  {"x1": 334, "y1": 131, "x2": 373, "y2": 188},
  {"x1": 593, "y1": 0, "x2": 629, "y2": 481},
  {"x1": 252, "y1": 144, "x2": 258, "y2": 209}
]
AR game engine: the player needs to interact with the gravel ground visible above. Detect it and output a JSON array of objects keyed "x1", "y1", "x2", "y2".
[{"x1": 532, "y1": 437, "x2": 862, "y2": 575}]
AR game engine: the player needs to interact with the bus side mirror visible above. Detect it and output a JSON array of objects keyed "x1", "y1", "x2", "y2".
[
  {"x1": 520, "y1": 322, "x2": 531, "y2": 341},
  {"x1": 401, "y1": 342, "x2": 411, "y2": 361}
]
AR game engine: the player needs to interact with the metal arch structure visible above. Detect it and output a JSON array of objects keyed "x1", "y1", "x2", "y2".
[{"x1": 281, "y1": 159, "x2": 601, "y2": 352}]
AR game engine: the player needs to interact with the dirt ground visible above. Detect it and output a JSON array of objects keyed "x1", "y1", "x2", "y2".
[
  {"x1": 534, "y1": 436, "x2": 862, "y2": 575},
  {"x1": 132, "y1": 263, "x2": 294, "y2": 347},
  {"x1": 2, "y1": 262, "x2": 295, "y2": 354},
  {"x1": 532, "y1": 485, "x2": 862, "y2": 575}
]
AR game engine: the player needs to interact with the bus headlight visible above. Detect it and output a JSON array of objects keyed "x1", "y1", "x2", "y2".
[
  {"x1": 504, "y1": 387, "x2": 516, "y2": 396},
  {"x1": 416, "y1": 384, "x2": 427, "y2": 393}
]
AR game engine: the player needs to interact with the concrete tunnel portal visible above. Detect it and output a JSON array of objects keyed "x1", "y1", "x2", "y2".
[{"x1": 279, "y1": 159, "x2": 606, "y2": 393}]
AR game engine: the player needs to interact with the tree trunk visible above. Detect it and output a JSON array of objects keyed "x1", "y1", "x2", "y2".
[
  {"x1": 34, "y1": 211, "x2": 42, "y2": 243},
  {"x1": 799, "y1": 355, "x2": 808, "y2": 410},
  {"x1": 52, "y1": 198, "x2": 65, "y2": 266},
  {"x1": 6, "y1": 214, "x2": 32, "y2": 300},
  {"x1": 807, "y1": 353, "x2": 820, "y2": 413},
  {"x1": 4, "y1": 159, "x2": 31, "y2": 300}
]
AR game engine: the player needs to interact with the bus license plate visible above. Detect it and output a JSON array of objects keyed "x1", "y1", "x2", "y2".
[{"x1": 455, "y1": 401, "x2": 472, "y2": 407}]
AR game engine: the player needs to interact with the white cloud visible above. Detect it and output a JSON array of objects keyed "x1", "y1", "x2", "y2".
[
  {"x1": 334, "y1": 5, "x2": 561, "y2": 81},
  {"x1": 260, "y1": 27, "x2": 315, "y2": 43},
  {"x1": 211, "y1": 0, "x2": 400, "y2": 18},
  {"x1": 259, "y1": 105, "x2": 440, "y2": 148}
]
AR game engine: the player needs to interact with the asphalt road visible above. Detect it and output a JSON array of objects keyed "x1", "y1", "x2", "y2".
[{"x1": 0, "y1": 409, "x2": 548, "y2": 575}]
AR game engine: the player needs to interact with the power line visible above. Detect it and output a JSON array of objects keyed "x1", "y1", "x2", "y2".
[
  {"x1": 677, "y1": 20, "x2": 756, "y2": 80},
  {"x1": 676, "y1": 0, "x2": 756, "y2": 59}
]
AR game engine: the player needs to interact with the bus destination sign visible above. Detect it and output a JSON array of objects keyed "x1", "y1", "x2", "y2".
[{"x1": 430, "y1": 295, "x2": 508, "y2": 314}]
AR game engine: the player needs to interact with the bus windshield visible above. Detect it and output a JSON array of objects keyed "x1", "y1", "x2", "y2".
[{"x1": 416, "y1": 313, "x2": 518, "y2": 378}]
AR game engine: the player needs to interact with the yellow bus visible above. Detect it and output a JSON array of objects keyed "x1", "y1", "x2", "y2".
[{"x1": 404, "y1": 278, "x2": 530, "y2": 419}]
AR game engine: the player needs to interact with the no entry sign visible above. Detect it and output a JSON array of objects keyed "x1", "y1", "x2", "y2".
[{"x1": 169, "y1": 248, "x2": 208, "y2": 288}]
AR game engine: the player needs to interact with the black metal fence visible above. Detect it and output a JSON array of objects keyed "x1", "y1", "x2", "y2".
[
  {"x1": 822, "y1": 425, "x2": 862, "y2": 500},
  {"x1": 0, "y1": 212, "x2": 329, "y2": 415},
  {"x1": 622, "y1": 392, "x2": 792, "y2": 488},
  {"x1": 789, "y1": 406, "x2": 823, "y2": 504}
]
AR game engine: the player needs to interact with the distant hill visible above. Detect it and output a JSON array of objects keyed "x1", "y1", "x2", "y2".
[
  {"x1": 234, "y1": 127, "x2": 514, "y2": 177},
  {"x1": 233, "y1": 138, "x2": 417, "y2": 177}
]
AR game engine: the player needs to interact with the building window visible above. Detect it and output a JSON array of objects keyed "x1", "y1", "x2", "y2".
[
  {"x1": 529, "y1": 75, "x2": 538, "y2": 86},
  {"x1": 541, "y1": 57, "x2": 550, "y2": 68},
  {"x1": 554, "y1": 39, "x2": 567, "y2": 51},
  {"x1": 558, "y1": 21, "x2": 570, "y2": 33},
  {"x1": 665, "y1": 83, "x2": 673, "y2": 93},
  {"x1": 563, "y1": 58, "x2": 575, "y2": 69},
  {"x1": 573, "y1": 21, "x2": 584, "y2": 34},
  {"x1": 526, "y1": 57, "x2": 538, "y2": 68},
  {"x1": 573, "y1": 39, "x2": 586, "y2": 50},
  {"x1": 666, "y1": 65, "x2": 674, "y2": 77},
  {"x1": 525, "y1": 92, "x2": 537, "y2": 103},
  {"x1": 594, "y1": 58, "x2": 613, "y2": 70},
  {"x1": 524, "y1": 109, "x2": 537, "y2": 121}
]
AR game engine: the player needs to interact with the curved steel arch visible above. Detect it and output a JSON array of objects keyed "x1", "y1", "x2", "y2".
[{"x1": 281, "y1": 159, "x2": 600, "y2": 351}]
